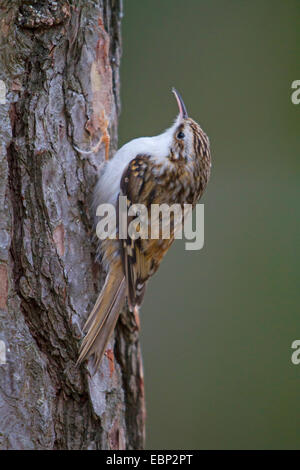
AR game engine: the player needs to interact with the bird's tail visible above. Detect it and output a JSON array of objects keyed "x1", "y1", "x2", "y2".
[{"x1": 77, "y1": 267, "x2": 126, "y2": 373}]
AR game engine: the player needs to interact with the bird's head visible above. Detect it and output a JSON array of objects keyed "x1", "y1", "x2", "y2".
[{"x1": 170, "y1": 88, "x2": 210, "y2": 165}]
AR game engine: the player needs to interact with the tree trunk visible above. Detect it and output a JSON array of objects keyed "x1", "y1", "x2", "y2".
[{"x1": 0, "y1": 0, "x2": 145, "y2": 450}]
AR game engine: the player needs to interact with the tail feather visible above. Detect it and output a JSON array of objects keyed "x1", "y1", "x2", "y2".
[{"x1": 77, "y1": 269, "x2": 126, "y2": 373}]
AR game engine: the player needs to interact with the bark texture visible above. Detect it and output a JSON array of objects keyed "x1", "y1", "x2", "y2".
[{"x1": 0, "y1": 0, "x2": 145, "y2": 450}]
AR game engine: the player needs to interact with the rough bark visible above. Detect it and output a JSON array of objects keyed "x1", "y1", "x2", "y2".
[{"x1": 0, "y1": 0, "x2": 145, "y2": 450}]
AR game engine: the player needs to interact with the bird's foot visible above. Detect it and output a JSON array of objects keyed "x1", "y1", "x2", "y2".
[
  {"x1": 74, "y1": 110, "x2": 110, "y2": 159},
  {"x1": 94, "y1": 110, "x2": 110, "y2": 160}
]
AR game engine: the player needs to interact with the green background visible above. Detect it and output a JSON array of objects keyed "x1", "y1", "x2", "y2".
[{"x1": 118, "y1": 0, "x2": 300, "y2": 449}]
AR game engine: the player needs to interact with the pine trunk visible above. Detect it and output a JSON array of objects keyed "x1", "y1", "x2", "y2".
[{"x1": 0, "y1": 0, "x2": 145, "y2": 450}]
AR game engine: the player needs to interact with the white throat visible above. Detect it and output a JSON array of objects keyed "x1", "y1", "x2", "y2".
[{"x1": 93, "y1": 116, "x2": 181, "y2": 211}]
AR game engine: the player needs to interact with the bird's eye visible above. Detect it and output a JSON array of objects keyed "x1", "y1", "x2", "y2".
[{"x1": 177, "y1": 131, "x2": 185, "y2": 139}]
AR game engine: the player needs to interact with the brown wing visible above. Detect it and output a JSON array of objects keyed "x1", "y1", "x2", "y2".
[{"x1": 118, "y1": 155, "x2": 174, "y2": 310}]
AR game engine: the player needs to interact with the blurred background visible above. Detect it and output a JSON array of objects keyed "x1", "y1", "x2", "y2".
[{"x1": 118, "y1": 0, "x2": 300, "y2": 449}]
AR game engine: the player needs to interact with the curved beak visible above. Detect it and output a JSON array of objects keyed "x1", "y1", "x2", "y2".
[{"x1": 172, "y1": 87, "x2": 188, "y2": 119}]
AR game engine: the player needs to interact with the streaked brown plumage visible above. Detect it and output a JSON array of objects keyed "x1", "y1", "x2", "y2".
[{"x1": 77, "y1": 89, "x2": 211, "y2": 372}]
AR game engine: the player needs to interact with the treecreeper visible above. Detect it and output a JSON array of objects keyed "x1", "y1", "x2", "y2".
[{"x1": 76, "y1": 89, "x2": 211, "y2": 373}]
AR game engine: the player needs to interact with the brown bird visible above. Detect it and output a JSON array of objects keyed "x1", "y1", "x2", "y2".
[{"x1": 77, "y1": 89, "x2": 211, "y2": 372}]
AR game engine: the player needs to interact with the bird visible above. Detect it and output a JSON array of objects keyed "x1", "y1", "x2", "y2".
[{"x1": 77, "y1": 88, "x2": 211, "y2": 372}]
